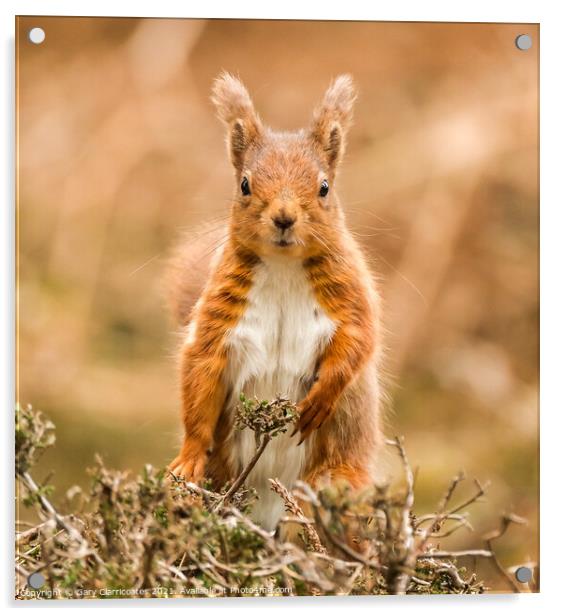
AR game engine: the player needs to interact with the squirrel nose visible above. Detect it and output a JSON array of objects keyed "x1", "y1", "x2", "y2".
[{"x1": 272, "y1": 215, "x2": 295, "y2": 231}]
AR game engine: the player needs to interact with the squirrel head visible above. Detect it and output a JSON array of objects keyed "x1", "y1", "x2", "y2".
[{"x1": 211, "y1": 72, "x2": 357, "y2": 258}]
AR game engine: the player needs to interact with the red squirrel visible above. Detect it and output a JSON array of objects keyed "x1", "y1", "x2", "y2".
[{"x1": 169, "y1": 73, "x2": 383, "y2": 529}]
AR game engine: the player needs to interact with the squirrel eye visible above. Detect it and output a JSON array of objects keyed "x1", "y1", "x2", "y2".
[
  {"x1": 319, "y1": 180, "x2": 329, "y2": 197},
  {"x1": 241, "y1": 176, "x2": 251, "y2": 196}
]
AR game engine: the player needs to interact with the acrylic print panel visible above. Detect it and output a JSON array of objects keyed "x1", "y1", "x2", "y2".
[{"x1": 15, "y1": 16, "x2": 539, "y2": 598}]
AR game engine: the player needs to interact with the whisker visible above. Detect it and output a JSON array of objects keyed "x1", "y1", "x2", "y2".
[
  {"x1": 189, "y1": 237, "x2": 230, "y2": 267},
  {"x1": 343, "y1": 204, "x2": 395, "y2": 225},
  {"x1": 308, "y1": 228, "x2": 335, "y2": 258},
  {"x1": 375, "y1": 252, "x2": 428, "y2": 306},
  {"x1": 348, "y1": 228, "x2": 402, "y2": 241},
  {"x1": 129, "y1": 253, "x2": 162, "y2": 276}
]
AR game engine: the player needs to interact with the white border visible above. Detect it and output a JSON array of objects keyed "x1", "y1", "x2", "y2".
[
  {"x1": 0, "y1": 0, "x2": 548, "y2": 22},
  {"x1": 2, "y1": 1, "x2": 561, "y2": 614}
]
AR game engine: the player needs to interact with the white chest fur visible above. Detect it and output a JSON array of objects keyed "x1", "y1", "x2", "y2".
[{"x1": 225, "y1": 256, "x2": 336, "y2": 529}]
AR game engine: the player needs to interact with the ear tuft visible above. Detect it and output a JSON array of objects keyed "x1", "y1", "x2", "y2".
[
  {"x1": 314, "y1": 74, "x2": 357, "y2": 130},
  {"x1": 310, "y1": 74, "x2": 357, "y2": 170},
  {"x1": 211, "y1": 72, "x2": 263, "y2": 172},
  {"x1": 211, "y1": 72, "x2": 256, "y2": 125}
]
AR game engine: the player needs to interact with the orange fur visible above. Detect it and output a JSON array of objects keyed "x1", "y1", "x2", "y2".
[{"x1": 169, "y1": 73, "x2": 382, "y2": 500}]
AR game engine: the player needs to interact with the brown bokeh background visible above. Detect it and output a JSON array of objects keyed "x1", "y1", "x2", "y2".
[{"x1": 16, "y1": 17, "x2": 539, "y2": 590}]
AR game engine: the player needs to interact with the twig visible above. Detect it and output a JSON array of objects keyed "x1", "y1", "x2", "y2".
[
  {"x1": 310, "y1": 501, "x2": 379, "y2": 568},
  {"x1": 19, "y1": 471, "x2": 103, "y2": 565},
  {"x1": 269, "y1": 478, "x2": 326, "y2": 554},
  {"x1": 213, "y1": 434, "x2": 271, "y2": 511},
  {"x1": 16, "y1": 563, "x2": 30, "y2": 580},
  {"x1": 415, "y1": 512, "x2": 470, "y2": 526},
  {"x1": 448, "y1": 479, "x2": 489, "y2": 516},
  {"x1": 430, "y1": 519, "x2": 474, "y2": 538},
  {"x1": 167, "y1": 473, "x2": 218, "y2": 499},
  {"x1": 16, "y1": 519, "x2": 56, "y2": 545},
  {"x1": 418, "y1": 549, "x2": 493, "y2": 559},
  {"x1": 483, "y1": 514, "x2": 527, "y2": 592},
  {"x1": 411, "y1": 575, "x2": 431, "y2": 587},
  {"x1": 157, "y1": 559, "x2": 188, "y2": 582},
  {"x1": 434, "y1": 562, "x2": 469, "y2": 590},
  {"x1": 227, "y1": 506, "x2": 334, "y2": 591},
  {"x1": 438, "y1": 472, "x2": 465, "y2": 512},
  {"x1": 387, "y1": 437, "x2": 416, "y2": 594}
]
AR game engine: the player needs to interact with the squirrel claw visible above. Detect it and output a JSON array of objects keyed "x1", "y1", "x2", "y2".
[
  {"x1": 297, "y1": 420, "x2": 317, "y2": 445},
  {"x1": 295, "y1": 401, "x2": 332, "y2": 443},
  {"x1": 168, "y1": 449, "x2": 206, "y2": 483}
]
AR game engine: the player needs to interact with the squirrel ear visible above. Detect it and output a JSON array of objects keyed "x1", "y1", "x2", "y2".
[
  {"x1": 310, "y1": 74, "x2": 357, "y2": 170},
  {"x1": 211, "y1": 72, "x2": 263, "y2": 172}
]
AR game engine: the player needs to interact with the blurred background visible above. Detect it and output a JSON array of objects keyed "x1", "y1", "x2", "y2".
[{"x1": 16, "y1": 17, "x2": 538, "y2": 590}]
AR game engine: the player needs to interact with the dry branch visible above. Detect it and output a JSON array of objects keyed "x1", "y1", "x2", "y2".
[{"x1": 15, "y1": 403, "x2": 528, "y2": 599}]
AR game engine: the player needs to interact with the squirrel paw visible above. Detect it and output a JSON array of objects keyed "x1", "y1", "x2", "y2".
[
  {"x1": 168, "y1": 441, "x2": 207, "y2": 482},
  {"x1": 293, "y1": 399, "x2": 333, "y2": 445}
]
